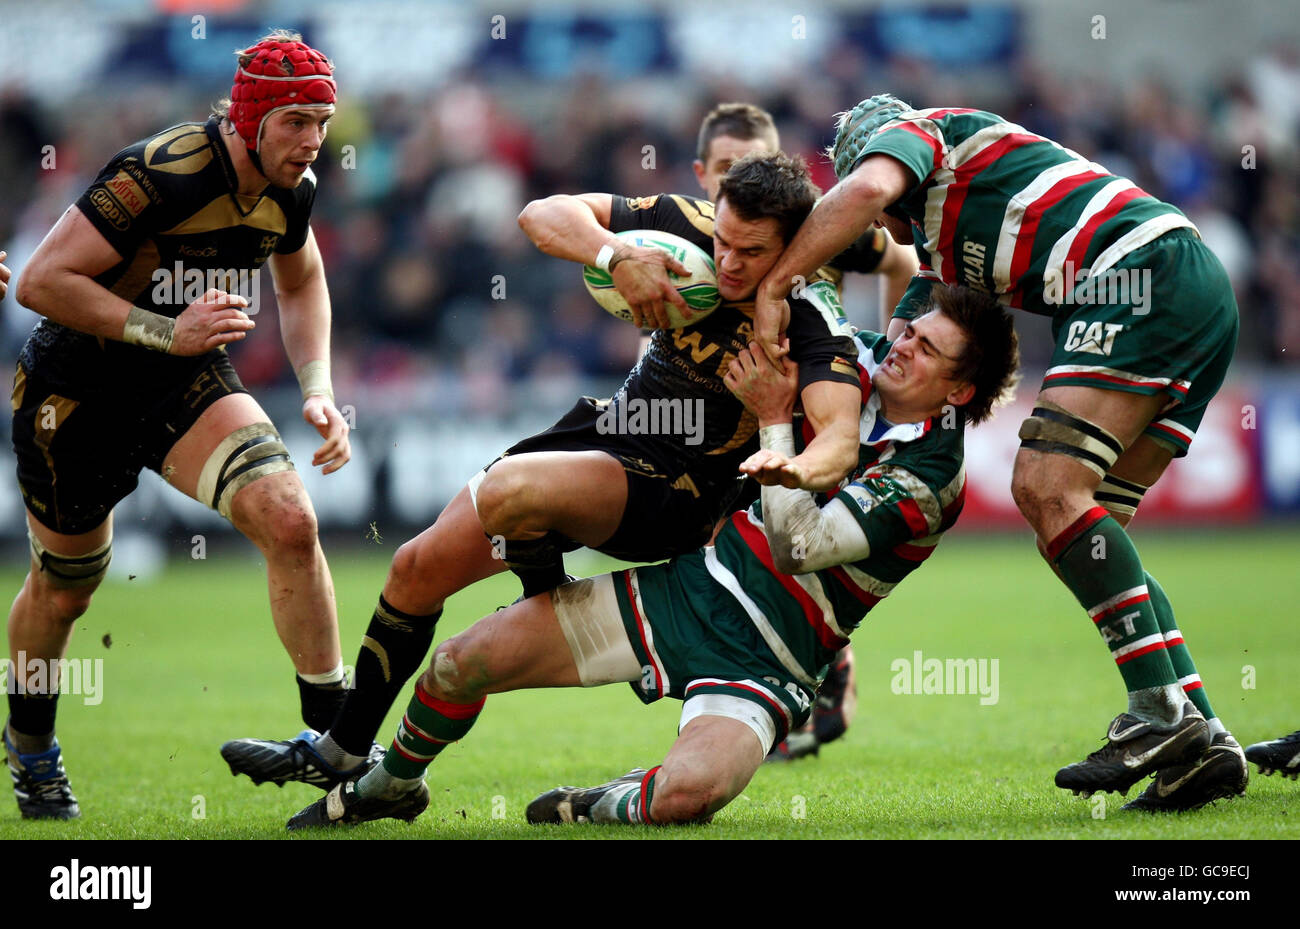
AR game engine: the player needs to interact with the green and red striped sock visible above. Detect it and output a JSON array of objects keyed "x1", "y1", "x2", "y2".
[
  {"x1": 1048, "y1": 506, "x2": 1178, "y2": 694},
  {"x1": 381, "y1": 682, "x2": 484, "y2": 782},
  {"x1": 591, "y1": 766, "x2": 660, "y2": 825},
  {"x1": 1145, "y1": 571, "x2": 1223, "y2": 733}
]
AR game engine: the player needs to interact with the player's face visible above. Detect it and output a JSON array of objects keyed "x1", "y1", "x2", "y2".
[
  {"x1": 712, "y1": 197, "x2": 786, "y2": 302},
  {"x1": 873, "y1": 310, "x2": 972, "y2": 418},
  {"x1": 695, "y1": 134, "x2": 775, "y2": 201},
  {"x1": 258, "y1": 106, "x2": 333, "y2": 188},
  {"x1": 875, "y1": 212, "x2": 913, "y2": 245}
]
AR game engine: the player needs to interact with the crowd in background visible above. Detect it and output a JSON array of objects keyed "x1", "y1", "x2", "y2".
[{"x1": 1, "y1": 35, "x2": 1297, "y2": 416}]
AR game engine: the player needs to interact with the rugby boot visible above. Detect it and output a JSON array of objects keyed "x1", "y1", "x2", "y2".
[
  {"x1": 1122, "y1": 732, "x2": 1248, "y2": 812},
  {"x1": 1055, "y1": 703, "x2": 1210, "y2": 797}
]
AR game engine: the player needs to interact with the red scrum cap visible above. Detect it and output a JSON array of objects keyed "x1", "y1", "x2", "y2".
[{"x1": 229, "y1": 36, "x2": 335, "y2": 156}]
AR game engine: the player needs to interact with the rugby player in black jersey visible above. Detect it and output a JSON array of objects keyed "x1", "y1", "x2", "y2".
[
  {"x1": 691, "y1": 103, "x2": 921, "y2": 761},
  {"x1": 220, "y1": 152, "x2": 871, "y2": 804},
  {"x1": 5, "y1": 31, "x2": 356, "y2": 819}
]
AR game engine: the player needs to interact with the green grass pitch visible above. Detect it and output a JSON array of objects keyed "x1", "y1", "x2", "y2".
[{"x1": 2, "y1": 528, "x2": 1297, "y2": 841}]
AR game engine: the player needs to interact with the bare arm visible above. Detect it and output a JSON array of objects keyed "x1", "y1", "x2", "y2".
[
  {"x1": 790, "y1": 380, "x2": 861, "y2": 492},
  {"x1": 269, "y1": 229, "x2": 351, "y2": 474},
  {"x1": 16, "y1": 206, "x2": 253, "y2": 353},
  {"x1": 753, "y1": 156, "x2": 913, "y2": 363},
  {"x1": 724, "y1": 342, "x2": 860, "y2": 493},
  {"x1": 517, "y1": 193, "x2": 687, "y2": 329},
  {"x1": 0, "y1": 251, "x2": 10, "y2": 302}
]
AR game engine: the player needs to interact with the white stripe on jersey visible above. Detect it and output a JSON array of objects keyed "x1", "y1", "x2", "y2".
[
  {"x1": 991, "y1": 159, "x2": 1110, "y2": 291},
  {"x1": 1042, "y1": 179, "x2": 1137, "y2": 301},
  {"x1": 1086, "y1": 213, "x2": 1199, "y2": 279},
  {"x1": 703, "y1": 547, "x2": 819, "y2": 689},
  {"x1": 628, "y1": 568, "x2": 671, "y2": 694}
]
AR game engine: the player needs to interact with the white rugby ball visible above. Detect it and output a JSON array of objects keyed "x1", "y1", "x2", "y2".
[{"x1": 583, "y1": 229, "x2": 720, "y2": 328}]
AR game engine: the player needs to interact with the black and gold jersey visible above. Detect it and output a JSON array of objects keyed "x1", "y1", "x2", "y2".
[
  {"x1": 21, "y1": 117, "x2": 315, "y2": 394},
  {"x1": 606, "y1": 193, "x2": 860, "y2": 499}
]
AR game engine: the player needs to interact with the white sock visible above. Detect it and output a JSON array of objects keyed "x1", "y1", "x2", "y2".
[
  {"x1": 355, "y1": 763, "x2": 423, "y2": 801},
  {"x1": 590, "y1": 783, "x2": 641, "y2": 824},
  {"x1": 297, "y1": 662, "x2": 346, "y2": 686},
  {"x1": 1127, "y1": 684, "x2": 1186, "y2": 727}
]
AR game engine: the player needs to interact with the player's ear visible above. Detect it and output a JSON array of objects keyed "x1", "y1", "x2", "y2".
[
  {"x1": 947, "y1": 381, "x2": 975, "y2": 409},
  {"x1": 693, "y1": 160, "x2": 707, "y2": 191}
]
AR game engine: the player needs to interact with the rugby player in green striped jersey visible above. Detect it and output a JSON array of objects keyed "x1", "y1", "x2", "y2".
[
  {"x1": 752, "y1": 95, "x2": 1245, "y2": 812},
  {"x1": 284, "y1": 284, "x2": 1020, "y2": 829}
]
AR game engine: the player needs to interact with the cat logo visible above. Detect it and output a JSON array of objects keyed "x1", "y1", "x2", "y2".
[
  {"x1": 88, "y1": 189, "x2": 130, "y2": 231},
  {"x1": 145, "y1": 125, "x2": 213, "y2": 175},
  {"x1": 1063, "y1": 320, "x2": 1123, "y2": 356}
]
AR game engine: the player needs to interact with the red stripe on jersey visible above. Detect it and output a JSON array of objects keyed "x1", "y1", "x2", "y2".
[
  {"x1": 414, "y1": 685, "x2": 485, "y2": 720},
  {"x1": 1063, "y1": 186, "x2": 1149, "y2": 271},
  {"x1": 922, "y1": 108, "x2": 981, "y2": 119},
  {"x1": 1008, "y1": 171, "x2": 1112, "y2": 288},
  {"x1": 731, "y1": 513, "x2": 847, "y2": 651},
  {"x1": 1043, "y1": 370, "x2": 1163, "y2": 391},
  {"x1": 938, "y1": 133, "x2": 1040, "y2": 284},
  {"x1": 1091, "y1": 593, "x2": 1151, "y2": 625},
  {"x1": 828, "y1": 566, "x2": 883, "y2": 606},
  {"x1": 887, "y1": 123, "x2": 944, "y2": 171},
  {"x1": 622, "y1": 571, "x2": 662, "y2": 695},
  {"x1": 895, "y1": 497, "x2": 931, "y2": 536},
  {"x1": 1045, "y1": 505, "x2": 1110, "y2": 562},
  {"x1": 895, "y1": 542, "x2": 937, "y2": 562},
  {"x1": 1115, "y1": 640, "x2": 1167, "y2": 665}
]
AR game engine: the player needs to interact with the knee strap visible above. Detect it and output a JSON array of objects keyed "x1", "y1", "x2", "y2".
[
  {"x1": 196, "y1": 422, "x2": 295, "y2": 519},
  {"x1": 1096, "y1": 473, "x2": 1149, "y2": 520},
  {"x1": 1018, "y1": 401, "x2": 1124, "y2": 479},
  {"x1": 30, "y1": 532, "x2": 111, "y2": 589}
]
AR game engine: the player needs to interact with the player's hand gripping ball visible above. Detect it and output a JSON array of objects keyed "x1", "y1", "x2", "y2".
[{"x1": 583, "y1": 230, "x2": 720, "y2": 329}]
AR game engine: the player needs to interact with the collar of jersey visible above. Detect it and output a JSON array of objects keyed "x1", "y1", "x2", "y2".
[
  {"x1": 206, "y1": 116, "x2": 268, "y2": 216},
  {"x1": 859, "y1": 389, "x2": 932, "y2": 448}
]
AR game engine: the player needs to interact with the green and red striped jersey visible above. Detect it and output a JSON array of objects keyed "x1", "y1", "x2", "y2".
[
  {"x1": 868, "y1": 107, "x2": 1196, "y2": 318},
  {"x1": 707, "y1": 330, "x2": 966, "y2": 681}
]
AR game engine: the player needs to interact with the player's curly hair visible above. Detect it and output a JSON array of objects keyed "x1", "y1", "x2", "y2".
[
  {"x1": 930, "y1": 284, "x2": 1020, "y2": 425},
  {"x1": 716, "y1": 151, "x2": 820, "y2": 244}
]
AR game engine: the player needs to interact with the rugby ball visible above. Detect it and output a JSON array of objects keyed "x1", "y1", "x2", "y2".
[{"x1": 582, "y1": 230, "x2": 720, "y2": 328}]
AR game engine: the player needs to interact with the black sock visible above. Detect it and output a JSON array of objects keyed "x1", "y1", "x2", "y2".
[
  {"x1": 7, "y1": 692, "x2": 59, "y2": 753},
  {"x1": 499, "y1": 531, "x2": 571, "y2": 599},
  {"x1": 297, "y1": 676, "x2": 348, "y2": 733},
  {"x1": 330, "y1": 595, "x2": 441, "y2": 757}
]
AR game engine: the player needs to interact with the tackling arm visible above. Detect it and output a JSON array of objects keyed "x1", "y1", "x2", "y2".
[
  {"x1": 757, "y1": 424, "x2": 870, "y2": 574},
  {"x1": 754, "y1": 156, "x2": 914, "y2": 362}
]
